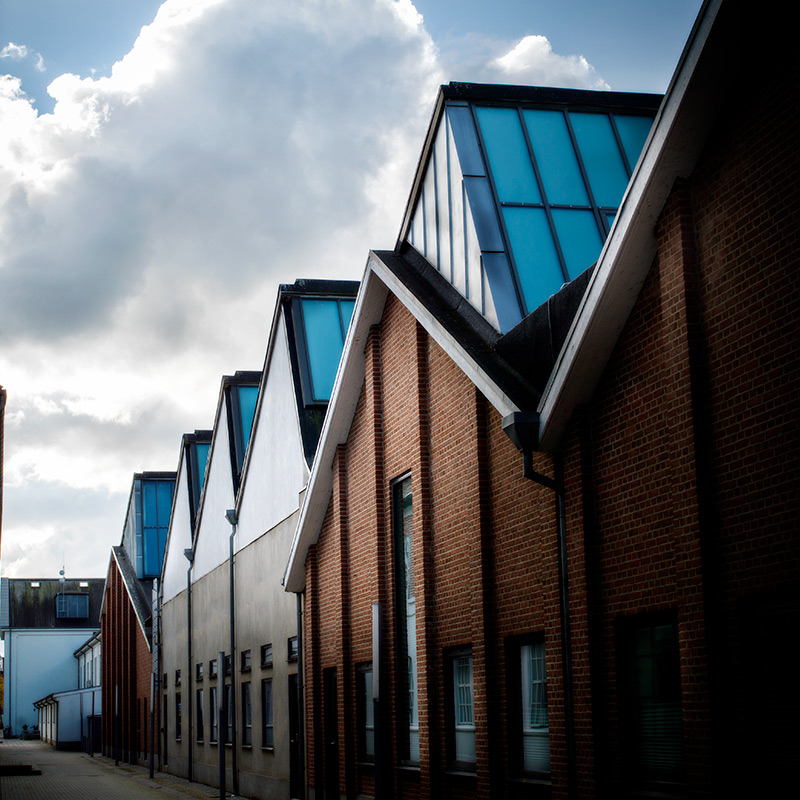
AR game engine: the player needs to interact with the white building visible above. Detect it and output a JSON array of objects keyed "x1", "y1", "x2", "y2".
[{"x1": 1, "y1": 577, "x2": 103, "y2": 736}]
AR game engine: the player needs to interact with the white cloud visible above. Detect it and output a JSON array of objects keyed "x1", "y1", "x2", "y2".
[
  {"x1": 0, "y1": 0, "x2": 442, "y2": 578},
  {"x1": 1, "y1": 41, "x2": 45, "y2": 71},
  {"x1": 0, "y1": 0, "x2": 608, "y2": 579},
  {"x1": 490, "y1": 34, "x2": 609, "y2": 89}
]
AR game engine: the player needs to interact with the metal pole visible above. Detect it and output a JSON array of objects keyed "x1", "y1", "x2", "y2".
[
  {"x1": 219, "y1": 650, "x2": 226, "y2": 800},
  {"x1": 114, "y1": 685, "x2": 120, "y2": 766}
]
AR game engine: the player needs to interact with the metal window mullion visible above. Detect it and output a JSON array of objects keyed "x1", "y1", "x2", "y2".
[
  {"x1": 432, "y1": 140, "x2": 441, "y2": 272},
  {"x1": 468, "y1": 103, "x2": 527, "y2": 316},
  {"x1": 562, "y1": 111, "x2": 607, "y2": 247},
  {"x1": 446, "y1": 111, "x2": 455, "y2": 285},
  {"x1": 608, "y1": 113, "x2": 634, "y2": 177}
]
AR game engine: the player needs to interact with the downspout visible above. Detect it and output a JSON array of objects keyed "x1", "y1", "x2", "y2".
[
  {"x1": 503, "y1": 412, "x2": 577, "y2": 800},
  {"x1": 184, "y1": 549, "x2": 195, "y2": 782},
  {"x1": 150, "y1": 579, "x2": 159, "y2": 779},
  {"x1": 225, "y1": 509, "x2": 239, "y2": 796},
  {"x1": 296, "y1": 592, "x2": 306, "y2": 800}
]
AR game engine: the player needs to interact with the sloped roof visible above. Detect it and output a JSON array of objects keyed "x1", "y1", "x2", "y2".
[
  {"x1": 400, "y1": 81, "x2": 659, "y2": 332},
  {"x1": 1, "y1": 577, "x2": 104, "y2": 630},
  {"x1": 284, "y1": 0, "x2": 733, "y2": 591},
  {"x1": 105, "y1": 546, "x2": 154, "y2": 647}
]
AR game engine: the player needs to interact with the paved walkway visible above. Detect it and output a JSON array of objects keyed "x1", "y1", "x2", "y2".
[{"x1": 0, "y1": 738, "x2": 240, "y2": 800}]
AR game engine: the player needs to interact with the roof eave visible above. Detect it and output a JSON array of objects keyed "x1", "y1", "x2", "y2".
[{"x1": 537, "y1": 0, "x2": 728, "y2": 452}]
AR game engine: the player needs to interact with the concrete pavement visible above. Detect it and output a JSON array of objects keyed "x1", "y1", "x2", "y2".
[{"x1": 0, "y1": 738, "x2": 243, "y2": 800}]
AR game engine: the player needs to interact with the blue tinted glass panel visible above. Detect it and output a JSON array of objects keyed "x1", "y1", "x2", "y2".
[
  {"x1": 143, "y1": 481, "x2": 158, "y2": 527},
  {"x1": 605, "y1": 211, "x2": 617, "y2": 232},
  {"x1": 463, "y1": 176, "x2": 504, "y2": 251},
  {"x1": 481, "y1": 251, "x2": 523, "y2": 333},
  {"x1": 569, "y1": 112, "x2": 629, "y2": 208},
  {"x1": 340, "y1": 300, "x2": 355, "y2": 335},
  {"x1": 446, "y1": 105, "x2": 485, "y2": 177},
  {"x1": 157, "y1": 481, "x2": 174, "y2": 526},
  {"x1": 302, "y1": 299, "x2": 345, "y2": 401},
  {"x1": 614, "y1": 114, "x2": 653, "y2": 172},
  {"x1": 196, "y1": 444, "x2": 210, "y2": 491},
  {"x1": 523, "y1": 109, "x2": 588, "y2": 206},
  {"x1": 144, "y1": 529, "x2": 160, "y2": 577},
  {"x1": 238, "y1": 386, "x2": 259, "y2": 451},
  {"x1": 475, "y1": 107, "x2": 540, "y2": 203},
  {"x1": 551, "y1": 209, "x2": 604, "y2": 280},
  {"x1": 503, "y1": 207, "x2": 565, "y2": 312}
]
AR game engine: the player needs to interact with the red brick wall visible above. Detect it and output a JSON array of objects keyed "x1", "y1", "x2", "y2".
[
  {"x1": 100, "y1": 558, "x2": 157, "y2": 765},
  {"x1": 303, "y1": 27, "x2": 797, "y2": 800}
]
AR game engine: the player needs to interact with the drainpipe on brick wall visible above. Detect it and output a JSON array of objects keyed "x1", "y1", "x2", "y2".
[
  {"x1": 150, "y1": 579, "x2": 159, "y2": 779},
  {"x1": 225, "y1": 509, "x2": 239, "y2": 796},
  {"x1": 502, "y1": 411, "x2": 577, "y2": 800},
  {"x1": 184, "y1": 549, "x2": 195, "y2": 782},
  {"x1": 296, "y1": 592, "x2": 306, "y2": 800}
]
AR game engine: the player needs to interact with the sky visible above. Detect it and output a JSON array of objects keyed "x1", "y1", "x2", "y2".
[{"x1": 0, "y1": 0, "x2": 704, "y2": 592}]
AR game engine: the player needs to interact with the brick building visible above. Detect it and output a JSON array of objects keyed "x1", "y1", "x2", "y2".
[
  {"x1": 284, "y1": 2, "x2": 799, "y2": 798},
  {"x1": 100, "y1": 471, "x2": 175, "y2": 764}
]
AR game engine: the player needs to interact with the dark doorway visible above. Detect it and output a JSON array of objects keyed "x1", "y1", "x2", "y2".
[
  {"x1": 323, "y1": 668, "x2": 339, "y2": 800},
  {"x1": 289, "y1": 674, "x2": 301, "y2": 799}
]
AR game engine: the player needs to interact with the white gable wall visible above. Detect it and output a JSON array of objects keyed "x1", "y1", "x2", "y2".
[
  {"x1": 236, "y1": 313, "x2": 308, "y2": 553},
  {"x1": 161, "y1": 449, "x2": 194, "y2": 603},
  {"x1": 192, "y1": 399, "x2": 237, "y2": 581}
]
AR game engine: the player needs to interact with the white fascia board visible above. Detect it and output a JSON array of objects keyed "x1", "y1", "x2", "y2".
[
  {"x1": 370, "y1": 252, "x2": 522, "y2": 418},
  {"x1": 98, "y1": 552, "x2": 114, "y2": 622},
  {"x1": 284, "y1": 262, "x2": 389, "y2": 593},
  {"x1": 111, "y1": 548, "x2": 152, "y2": 650},
  {"x1": 283, "y1": 248, "x2": 523, "y2": 592},
  {"x1": 538, "y1": 0, "x2": 723, "y2": 452}
]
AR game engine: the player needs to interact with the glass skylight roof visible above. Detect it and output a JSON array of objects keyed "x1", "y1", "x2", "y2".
[
  {"x1": 297, "y1": 298, "x2": 355, "y2": 403},
  {"x1": 406, "y1": 88, "x2": 657, "y2": 332}
]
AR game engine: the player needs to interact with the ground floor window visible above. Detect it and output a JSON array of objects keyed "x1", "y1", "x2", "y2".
[
  {"x1": 175, "y1": 693, "x2": 182, "y2": 740},
  {"x1": 357, "y1": 663, "x2": 374, "y2": 762},
  {"x1": 262, "y1": 678, "x2": 274, "y2": 749},
  {"x1": 209, "y1": 686, "x2": 218, "y2": 743},
  {"x1": 447, "y1": 647, "x2": 476, "y2": 769},
  {"x1": 196, "y1": 688, "x2": 204, "y2": 743},
  {"x1": 242, "y1": 682, "x2": 252, "y2": 746},
  {"x1": 617, "y1": 612, "x2": 685, "y2": 788}
]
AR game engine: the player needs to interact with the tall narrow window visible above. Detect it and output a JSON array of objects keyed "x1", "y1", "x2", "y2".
[
  {"x1": 175, "y1": 693, "x2": 182, "y2": 740},
  {"x1": 226, "y1": 684, "x2": 234, "y2": 745},
  {"x1": 196, "y1": 689, "x2": 204, "y2": 743},
  {"x1": 242, "y1": 682, "x2": 252, "y2": 746},
  {"x1": 521, "y1": 640, "x2": 550, "y2": 773},
  {"x1": 209, "y1": 686, "x2": 218, "y2": 744},
  {"x1": 262, "y1": 678, "x2": 274, "y2": 749},
  {"x1": 618, "y1": 614, "x2": 685, "y2": 789},
  {"x1": 449, "y1": 649, "x2": 476, "y2": 769},
  {"x1": 393, "y1": 475, "x2": 418, "y2": 762},
  {"x1": 357, "y1": 664, "x2": 375, "y2": 762}
]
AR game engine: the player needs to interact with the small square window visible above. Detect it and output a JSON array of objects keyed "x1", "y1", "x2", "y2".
[
  {"x1": 196, "y1": 662, "x2": 204, "y2": 681},
  {"x1": 241, "y1": 649, "x2": 251, "y2": 672},
  {"x1": 30, "y1": 581, "x2": 40, "y2": 588},
  {"x1": 175, "y1": 669, "x2": 181, "y2": 687},
  {"x1": 287, "y1": 636, "x2": 298, "y2": 662},
  {"x1": 209, "y1": 659, "x2": 218, "y2": 678},
  {"x1": 261, "y1": 644, "x2": 273, "y2": 668},
  {"x1": 79, "y1": 581, "x2": 89, "y2": 588}
]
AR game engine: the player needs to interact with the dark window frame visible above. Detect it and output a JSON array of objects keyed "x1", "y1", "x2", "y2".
[
  {"x1": 261, "y1": 643, "x2": 273, "y2": 668},
  {"x1": 261, "y1": 678, "x2": 274, "y2": 750},
  {"x1": 615, "y1": 610, "x2": 685, "y2": 793},
  {"x1": 444, "y1": 645, "x2": 477, "y2": 772},
  {"x1": 505, "y1": 632, "x2": 551, "y2": 779}
]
